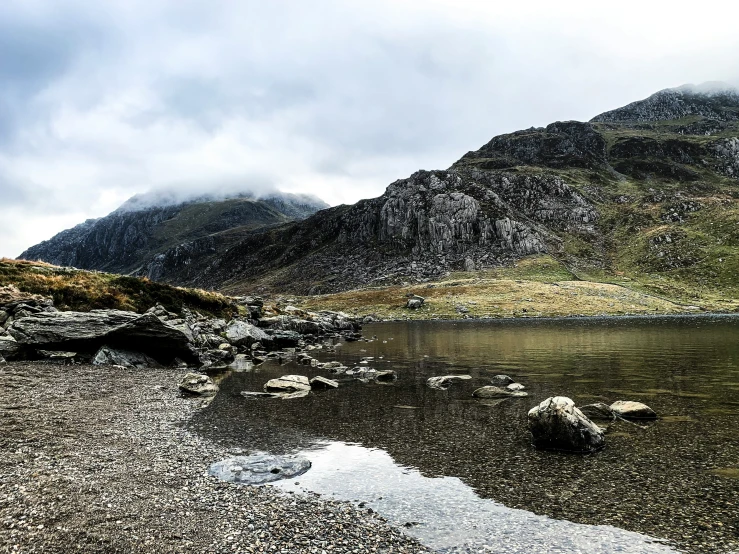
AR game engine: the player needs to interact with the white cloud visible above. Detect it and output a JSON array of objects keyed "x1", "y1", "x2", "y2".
[{"x1": 2, "y1": 0, "x2": 739, "y2": 257}]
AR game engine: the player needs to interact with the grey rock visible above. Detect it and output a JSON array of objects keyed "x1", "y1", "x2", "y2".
[
  {"x1": 264, "y1": 375, "x2": 311, "y2": 392},
  {"x1": 0, "y1": 335, "x2": 22, "y2": 360},
  {"x1": 37, "y1": 350, "x2": 77, "y2": 362},
  {"x1": 506, "y1": 383, "x2": 526, "y2": 391},
  {"x1": 208, "y1": 453, "x2": 311, "y2": 485},
  {"x1": 610, "y1": 400, "x2": 658, "y2": 420},
  {"x1": 229, "y1": 354, "x2": 254, "y2": 371},
  {"x1": 310, "y1": 376, "x2": 339, "y2": 389},
  {"x1": 0, "y1": 354, "x2": 5, "y2": 365},
  {"x1": 179, "y1": 372, "x2": 219, "y2": 396},
  {"x1": 93, "y1": 346, "x2": 160, "y2": 369},
  {"x1": 406, "y1": 295, "x2": 425, "y2": 310},
  {"x1": 490, "y1": 375, "x2": 515, "y2": 386},
  {"x1": 224, "y1": 320, "x2": 269, "y2": 348},
  {"x1": 427, "y1": 375, "x2": 472, "y2": 390},
  {"x1": 240, "y1": 391, "x2": 284, "y2": 399},
  {"x1": 579, "y1": 402, "x2": 616, "y2": 420},
  {"x1": 528, "y1": 396, "x2": 605, "y2": 453},
  {"x1": 472, "y1": 386, "x2": 528, "y2": 398},
  {"x1": 375, "y1": 370, "x2": 398, "y2": 382}
]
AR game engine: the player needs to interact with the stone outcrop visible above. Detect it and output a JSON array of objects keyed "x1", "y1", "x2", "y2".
[{"x1": 528, "y1": 396, "x2": 605, "y2": 453}]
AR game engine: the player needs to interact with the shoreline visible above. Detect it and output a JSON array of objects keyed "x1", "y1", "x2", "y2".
[{"x1": 0, "y1": 363, "x2": 429, "y2": 553}]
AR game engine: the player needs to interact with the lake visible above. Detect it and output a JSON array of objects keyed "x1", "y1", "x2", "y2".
[{"x1": 190, "y1": 315, "x2": 739, "y2": 553}]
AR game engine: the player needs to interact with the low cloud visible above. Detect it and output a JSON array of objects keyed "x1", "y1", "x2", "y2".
[{"x1": 2, "y1": 0, "x2": 739, "y2": 257}]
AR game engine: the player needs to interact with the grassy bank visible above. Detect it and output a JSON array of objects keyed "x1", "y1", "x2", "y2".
[
  {"x1": 1, "y1": 258, "x2": 234, "y2": 317},
  {"x1": 289, "y1": 255, "x2": 739, "y2": 320}
]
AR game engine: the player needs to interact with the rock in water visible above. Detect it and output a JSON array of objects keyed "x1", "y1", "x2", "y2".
[
  {"x1": 375, "y1": 370, "x2": 398, "y2": 382},
  {"x1": 579, "y1": 402, "x2": 616, "y2": 420},
  {"x1": 427, "y1": 375, "x2": 472, "y2": 390},
  {"x1": 179, "y1": 372, "x2": 219, "y2": 396},
  {"x1": 490, "y1": 375, "x2": 515, "y2": 386},
  {"x1": 472, "y1": 386, "x2": 528, "y2": 398},
  {"x1": 224, "y1": 320, "x2": 269, "y2": 348},
  {"x1": 310, "y1": 376, "x2": 339, "y2": 389},
  {"x1": 264, "y1": 375, "x2": 311, "y2": 392},
  {"x1": 209, "y1": 453, "x2": 311, "y2": 485},
  {"x1": 610, "y1": 400, "x2": 658, "y2": 420},
  {"x1": 506, "y1": 383, "x2": 525, "y2": 391},
  {"x1": 528, "y1": 396, "x2": 605, "y2": 453},
  {"x1": 93, "y1": 346, "x2": 160, "y2": 369}
]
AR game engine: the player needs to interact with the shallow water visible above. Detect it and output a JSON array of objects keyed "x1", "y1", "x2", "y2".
[{"x1": 191, "y1": 315, "x2": 739, "y2": 553}]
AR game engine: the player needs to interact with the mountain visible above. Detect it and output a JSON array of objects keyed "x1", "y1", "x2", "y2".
[
  {"x1": 20, "y1": 84, "x2": 739, "y2": 298},
  {"x1": 19, "y1": 192, "x2": 329, "y2": 279}
]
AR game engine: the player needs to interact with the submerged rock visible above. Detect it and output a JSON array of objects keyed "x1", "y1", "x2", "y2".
[
  {"x1": 579, "y1": 402, "x2": 616, "y2": 421},
  {"x1": 179, "y1": 372, "x2": 219, "y2": 396},
  {"x1": 310, "y1": 376, "x2": 339, "y2": 389},
  {"x1": 240, "y1": 391, "x2": 285, "y2": 399},
  {"x1": 427, "y1": 375, "x2": 472, "y2": 390},
  {"x1": 610, "y1": 400, "x2": 658, "y2": 420},
  {"x1": 375, "y1": 370, "x2": 398, "y2": 382},
  {"x1": 264, "y1": 375, "x2": 311, "y2": 392},
  {"x1": 472, "y1": 386, "x2": 528, "y2": 398},
  {"x1": 528, "y1": 396, "x2": 605, "y2": 453},
  {"x1": 490, "y1": 375, "x2": 515, "y2": 386},
  {"x1": 209, "y1": 453, "x2": 311, "y2": 485},
  {"x1": 92, "y1": 346, "x2": 160, "y2": 369}
]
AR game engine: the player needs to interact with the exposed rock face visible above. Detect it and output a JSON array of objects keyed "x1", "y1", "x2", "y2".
[
  {"x1": 528, "y1": 396, "x2": 605, "y2": 453},
  {"x1": 8, "y1": 310, "x2": 195, "y2": 363},
  {"x1": 610, "y1": 400, "x2": 658, "y2": 420}
]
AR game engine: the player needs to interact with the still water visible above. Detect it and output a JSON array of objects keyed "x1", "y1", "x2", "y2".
[{"x1": 191, "y1": 315, "x2": 739, "y2": 553}]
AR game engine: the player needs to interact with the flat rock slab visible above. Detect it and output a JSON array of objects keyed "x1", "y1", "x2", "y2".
[
  {"x1": 611, "y1": 400, "x2": 658, "y2": 420},
  {"x1": 179, "y1": 372, "x2": 219, "y2": 396},
  {"x1": 209, "y1": 454, "x2": 311, "y2": 485},
  {"x1": 264, "y1": 375, "x2": 311, "y2": 392},
  {"x1": 427, "y1": 375, "x2": 472, "y2": 390},
  {"x1": 472, "y1": 386, "x2": 528, "y2": 398}
]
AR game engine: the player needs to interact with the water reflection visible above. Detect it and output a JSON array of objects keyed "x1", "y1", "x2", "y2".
[{"x1": 190, "y1": 315, "x2": 739, "y2": 553}]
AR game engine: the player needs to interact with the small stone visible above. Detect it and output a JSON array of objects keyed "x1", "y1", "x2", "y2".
[{"x1": 610, "y1": 400, "x2": 658, "y2": 420}]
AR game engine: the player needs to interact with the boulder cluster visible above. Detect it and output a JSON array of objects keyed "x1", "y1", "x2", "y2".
[{"x1": 0, "y1": 287, "x2": 361, "y2": 379}]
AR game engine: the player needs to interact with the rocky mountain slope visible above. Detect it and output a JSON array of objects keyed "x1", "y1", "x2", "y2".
[
  {"x1": 19, "y1": 193, "x2": 328, "y2": 279},
  {"x1": 20, "y1": 84, "x2": 739, "y2": 298}
]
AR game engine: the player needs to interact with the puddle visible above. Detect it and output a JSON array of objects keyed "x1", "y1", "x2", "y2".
[{"x1": 273, "y1": 441, "x2": 676, "y2": 553}]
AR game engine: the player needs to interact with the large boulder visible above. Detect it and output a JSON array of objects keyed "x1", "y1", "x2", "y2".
[
  {"x1": 93, "y1": 346, "x2": 160, "y2": 369},
  {"x1": 262, "y1": 329, "x2": 302, "y2": 349},
  {"x1": 472, "y1": 386, "x2": 528, "y2": 398},
  {"x1": 8, "y1": 310, "x2": 195, "y2": 362},
  {"x1": 528, "y1": 396, "x2": 605, "y2": 453},
  {"x1": 427, "y1": 375, "x2": 472, "y2": 390},
  {"x1": 610, "y1": 400, "x2": 658, "y2": 420},
  {"x1": 224, "y1": 320, "x2": 269, "y2": 348},
  {"x1": 264, "y1": 375, "x2": 311, "y2": 392}
]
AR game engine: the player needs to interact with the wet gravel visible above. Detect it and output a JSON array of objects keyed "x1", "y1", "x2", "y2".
[{"x1": 0, "y1": 363, "x2": 429, "y2": 554}]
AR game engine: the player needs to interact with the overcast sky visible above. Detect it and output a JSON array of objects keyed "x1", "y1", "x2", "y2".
[{"x1": 2, "y1": 0, "x2": 739, "y2": 258}]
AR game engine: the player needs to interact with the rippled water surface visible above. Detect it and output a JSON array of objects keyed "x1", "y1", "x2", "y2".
[{"x1": 191, "y1": 315, "x2": 739, "y2": 553}]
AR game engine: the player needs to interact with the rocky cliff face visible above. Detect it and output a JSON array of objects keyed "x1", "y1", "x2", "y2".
[
  {"x1": 20, "y1": 193, "x2": 328, "y2": 276},
  {"x1": 20, "y1": 84, "x2": 739, "y2": 295}
]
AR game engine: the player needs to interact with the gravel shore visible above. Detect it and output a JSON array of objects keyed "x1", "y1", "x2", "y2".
[{"x1": 0, "y1": 363, "x2": 429, "y2": 554}]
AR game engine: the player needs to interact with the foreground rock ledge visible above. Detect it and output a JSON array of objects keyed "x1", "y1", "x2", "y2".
[{"x1": 528, "y1": 396, "x2": 605, "y2": 453}]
